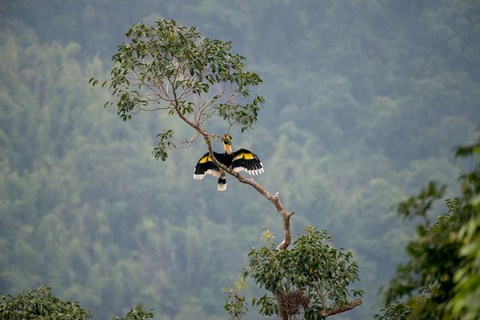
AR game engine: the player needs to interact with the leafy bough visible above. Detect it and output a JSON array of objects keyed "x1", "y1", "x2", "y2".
[{"x1": 91, "y1": 19, "x2": 264, "y2": 161}]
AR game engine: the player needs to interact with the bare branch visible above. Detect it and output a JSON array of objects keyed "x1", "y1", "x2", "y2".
[{"x1": 319, "y1": 299, "x2": 363, "y2": 317}]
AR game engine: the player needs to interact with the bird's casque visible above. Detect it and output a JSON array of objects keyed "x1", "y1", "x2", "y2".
[{"x1": 193, "y1": 134, "x2": 264, "y2": 191}]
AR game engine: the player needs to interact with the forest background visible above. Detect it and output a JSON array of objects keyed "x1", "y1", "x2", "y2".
[{"x1": 1, "y1": 1, "x2": 480, "y2": 319}]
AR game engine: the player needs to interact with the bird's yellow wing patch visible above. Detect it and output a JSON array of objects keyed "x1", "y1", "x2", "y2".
[
  {"x1": 199, "y1": 155, "x2": 212, "y2": 163},
  {"x1": 233, "y1": 153, "x2": 255, "y2": 161}
]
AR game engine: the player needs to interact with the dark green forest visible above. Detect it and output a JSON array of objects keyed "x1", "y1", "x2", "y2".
[{"x1": 1, "y1": 1, "x2": 480, "y2": 319}]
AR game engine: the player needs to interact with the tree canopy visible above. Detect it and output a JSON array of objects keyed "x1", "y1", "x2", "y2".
[{"x1": 95, "y1": 19, "x2": 264, "y2": 161}]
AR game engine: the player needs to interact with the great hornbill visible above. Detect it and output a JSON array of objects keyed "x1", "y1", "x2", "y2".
[{"x1": 193, "y1": 134, "x2": 264, "y2": 191}]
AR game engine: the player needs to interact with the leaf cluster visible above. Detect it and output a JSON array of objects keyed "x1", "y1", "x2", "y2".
[
  {"x1": 243, "y1": 226, "x2": 363, "y2": 319},
  {"x1": 374, "y1": 301, "x2": 412, "y2": 320},
  {"x1": 395, "y1": 181, "x2": 446, "y2": 227},
  {"x1": 385, "y1": 195, "x2": 468, "y2": 319},
  {"x1": 0, "y1": 285, "x2": 92, "y2": 319},
  {"x1": 221, "y1": 277, "x2": 249, "y2": 320},
  {"x1": 111, "y1": 305, "x2": 154, "y2": 320}
]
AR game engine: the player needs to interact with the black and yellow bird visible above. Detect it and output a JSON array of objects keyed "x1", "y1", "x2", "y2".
[{"x1": 193, "y1": 134, "x2": 264, "y2": 191}]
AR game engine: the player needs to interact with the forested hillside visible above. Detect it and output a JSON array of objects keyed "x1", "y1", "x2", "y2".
[{"x1": 1, "y1": 1, "x2": 479, "y2": 319}]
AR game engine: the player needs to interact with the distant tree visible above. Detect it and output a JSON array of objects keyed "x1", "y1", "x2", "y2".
[
  {"x1": 376, "y1": 134, "x2": 480, "y2": 319},
  {"x1": 92, "y1": 19, "x2": 363, "y2": 319}
]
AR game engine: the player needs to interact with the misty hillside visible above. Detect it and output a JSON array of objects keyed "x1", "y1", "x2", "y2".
[{"x1": 1, "y1": 1, "x2": 479, "y2": 319}]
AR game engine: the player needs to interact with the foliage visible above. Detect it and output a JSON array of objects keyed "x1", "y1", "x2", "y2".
[
  {"x1": 243, "y1": 226, "x2": 363, "y2": 319},
  {"x1": 450, "y1": 216, "x2": 480, "y2": 320},
  {"x1": 0, "y1": 285, "x2": 154, "y2": 320},
  {"x1": 373, "y1": 301, "x2": 411, "y2": 320},
  {"x1": 381, "y1": 138, "x2": 480, "y2": 319},
  {"x1": 221, "y1": 277, "x2": 248, "y2": 320},
  {"x1": 93, "y1": 19, "x2": 264, "y2": 160},
  {"x1": 0, "y1": 285, "x2": 92, "y2": 319},
  {"x1": 395, "y1": 181, "x2": 446, "y2": 227},
  {"x1": 111, "y1": 305, "x2": 154, "y2": 320}
]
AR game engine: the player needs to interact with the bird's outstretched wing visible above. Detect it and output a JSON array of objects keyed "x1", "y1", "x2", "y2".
[
  {"x1": 232, "y1": 149, "x2": 264, "y2": 175},
  {"x1": 193, "y1": 152, "x2": 222, "y2": 180}
]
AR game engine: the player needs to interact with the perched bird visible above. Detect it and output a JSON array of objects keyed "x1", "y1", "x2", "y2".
[{"x1": 193, "y1": 134, "x2": 264, "y2": 191}]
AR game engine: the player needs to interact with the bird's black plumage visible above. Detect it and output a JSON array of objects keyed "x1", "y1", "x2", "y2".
[{"x1": 193, "y1": 135, "x2": 264, "y2": 191}]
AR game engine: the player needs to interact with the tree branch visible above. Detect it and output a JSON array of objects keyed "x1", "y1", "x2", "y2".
[
  {"x1": 319, "y1": 299, "x2": 363, "y2": 317},
  {"x1": 204, "y1": 145, "x2": 294, "y2": 249}
]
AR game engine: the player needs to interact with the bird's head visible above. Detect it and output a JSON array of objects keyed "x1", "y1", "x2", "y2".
[{"x1": 222, "y1": 134, "x2": 232, "y2": 154}]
